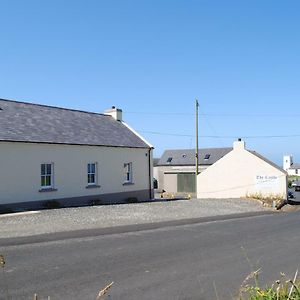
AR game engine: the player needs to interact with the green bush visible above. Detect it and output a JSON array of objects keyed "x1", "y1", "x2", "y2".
[{"x1": 89, "y1": 199, "x2": 102, "y2": 206}]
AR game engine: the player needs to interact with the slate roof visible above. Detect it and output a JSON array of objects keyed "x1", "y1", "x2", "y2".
[
  {"x1": 0, "y1": 98, "x2": 151, "y2": 148},
  {"x1": 290, "y1": 163, "x2": 300, "y2": 170},
  {"x1": 157, "y1": 148, "x2": 233, "y2": 166}
]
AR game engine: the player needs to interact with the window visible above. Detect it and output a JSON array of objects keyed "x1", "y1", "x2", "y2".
[
  {"x1": 87, "y1": 163, "x2": 97, "y2": 185},
  {"x1": 204, "y1": 154, "x2": 211, "y2": 160},
  {"x1": 167, "y1": 157, "x2": 173, "y2": 163},
  {"x1": 41, "y1": 163, "x2": 54, "y2": 188},
  {"x1": 124, "y1": 162, "x2": 133, "y2": 183},
  {"x1": 296, "y1": 169, "x2": 298, "y2": 175}
]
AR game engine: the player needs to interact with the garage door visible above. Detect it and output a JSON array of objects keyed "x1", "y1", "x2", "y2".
[{"x1": 177, "y1": 173, "x2": 195, "y2": 193}]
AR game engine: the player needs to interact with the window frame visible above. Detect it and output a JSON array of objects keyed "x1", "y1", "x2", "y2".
[
  {"x1": 40, "y1": 163, "x2": 54, "y2": 189},
  {"x1": 124, "y1": 162, "x2": 133, "y2": 184},
  {"x1": 87, "y1": 162, "x2": 98, "y2": 186}
]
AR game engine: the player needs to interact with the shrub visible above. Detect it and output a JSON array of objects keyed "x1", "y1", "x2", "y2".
[
  {"x1": 239, "y1": 271, "x2": 300, "y2": 300},
  {"x1": 89, "y1": 199, "x2": 102, "y2": 206},
  {"x1": 43, "y1": 200, "x2": 61, "y2": 209}
]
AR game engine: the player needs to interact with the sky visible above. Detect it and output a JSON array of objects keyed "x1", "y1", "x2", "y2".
[{"x1": 0, "y1": 0, "x2": 300, "y2": 165}]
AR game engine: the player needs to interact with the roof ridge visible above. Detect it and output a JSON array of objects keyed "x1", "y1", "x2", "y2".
[
  {"x1": 163, "y1": 147, "x2": 233, "y2": 151},
  {"x1": 0, "y1": 97, "x2": 109, "y2": 117}
]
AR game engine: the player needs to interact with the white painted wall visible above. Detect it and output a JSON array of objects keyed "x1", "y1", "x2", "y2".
[
  {"x1": 283, "y1": 155, "x2": 293, "y2": 171},
  {"x1": 0, "y1": 142, "x2": 152, "y2": 204},
  {"x1": 197, "y1": 141, "x2": 287, "y2": 199},
  {"x1": 287, "y1": 169, "x2": 300, "y2": 176}
]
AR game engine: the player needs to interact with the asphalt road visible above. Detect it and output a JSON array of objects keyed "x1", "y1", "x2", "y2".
[{"x1": 1, "y1": 211, "x2": 300, "y2": 300}]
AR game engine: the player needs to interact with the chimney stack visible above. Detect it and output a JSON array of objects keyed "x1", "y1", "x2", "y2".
[
  {"x1": 233, "y1": 138, "x2": 245, "y2": 151},
  {"x1": 105, "y1": 106, "x2": 122, "y2": 121}
]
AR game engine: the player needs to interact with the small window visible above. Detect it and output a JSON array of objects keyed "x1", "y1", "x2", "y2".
[
  {"x1": 41, "y1": 163, "x2": 54, "y2": 188},
  {"x1": 167, "y1": 157, "x2": 173, "y2": 163},
  {"x1": 296, "y1": 169, "x2": 298, "y2": 175},
  {"x1": 204, "y1": 154, "x2": 211, "y2": 160},
  {"x1": 87, "y1": 163, "x2": 97, "y2": 185},
  {"x1": 124, "y1": 162, "x2": 133, "y2": 183},
  {"x1": 182, "y1": 154, "x2": 187, "y2": 158}
]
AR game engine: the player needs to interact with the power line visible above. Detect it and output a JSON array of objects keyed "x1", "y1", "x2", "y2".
[
  {"x1": 138, "y1": 130, "x2": 300, "y2": 139},
  {"x1": 124, "y1": 111, "x2": 300, "y2": 118}
]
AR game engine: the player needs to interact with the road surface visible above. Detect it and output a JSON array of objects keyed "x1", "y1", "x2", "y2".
[{"x1": 1, "y1": 211, "x2": 299, "y2": 299}]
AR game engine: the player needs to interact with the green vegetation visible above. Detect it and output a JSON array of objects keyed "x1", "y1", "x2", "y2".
[
  {"x1": 239, "y1": 270, "x2": 300, "y2": 300},
  {"x1": 89, "y1": 199, "x2": 102, "y2": 206}
]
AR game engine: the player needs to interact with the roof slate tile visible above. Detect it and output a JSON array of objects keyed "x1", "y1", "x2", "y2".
[{"x1": 0, "y1": 99, "x2": 150, "y2": 148}]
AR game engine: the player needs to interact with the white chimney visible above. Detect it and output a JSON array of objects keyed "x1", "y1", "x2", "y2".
[
  {"x1": 105, "y1": 106, "x2": 122, "y2": 121},
  {"x1": 233, "y1": 138, "x2": 245, "y2": 151}
]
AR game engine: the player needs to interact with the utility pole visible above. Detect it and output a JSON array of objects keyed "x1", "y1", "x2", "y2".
[
  {"x1": 195, "y1": 99, "x2": 199, "y2": 176},
  {"x1": 195, "y1": 99, "x2": 199, "y2": 197}
]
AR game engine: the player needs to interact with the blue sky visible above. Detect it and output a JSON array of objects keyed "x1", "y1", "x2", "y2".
[{"x1": 1, "y1": 0, "x2": 300, "y2": 164}]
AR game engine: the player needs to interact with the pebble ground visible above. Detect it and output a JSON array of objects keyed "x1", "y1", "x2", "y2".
[{"x1": 0, "y1": 198, "x2": 270, "y2": 238}]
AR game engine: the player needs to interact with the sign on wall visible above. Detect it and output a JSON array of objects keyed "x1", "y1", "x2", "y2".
[{"x1": 255, "y1": 175, "x2": 279, "y2": 189}]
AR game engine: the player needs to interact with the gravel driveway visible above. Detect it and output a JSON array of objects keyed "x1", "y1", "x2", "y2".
[{"x1": 0, "y1": 198, "x2": 271, "y2": 239}]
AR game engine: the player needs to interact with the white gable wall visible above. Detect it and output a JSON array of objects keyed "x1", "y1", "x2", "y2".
[
  {"x1": 0, "y1": 142, "x2": 152, "y2": 205},
  {"x1": 197, "y1": 143, "x2": 287, "y2": 199}
]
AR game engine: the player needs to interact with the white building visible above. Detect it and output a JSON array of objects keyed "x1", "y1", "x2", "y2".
[
  {"x1": 197, "y1": 140, "x2": 287, "y2": 199},
  {"x1": 0, "y1": 99, "x2": 153, "y2": 211},
  {"x1": 283, "y1": 155, "x2": 300, "y2": 176}
]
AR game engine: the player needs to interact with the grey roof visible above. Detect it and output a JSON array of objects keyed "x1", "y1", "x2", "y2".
[
  {"x1": 0, "y1": 98, "x2": 151, "y2": 148},
  {"x1": 157, "y1": 148, "x2": 233, "y2": 166},
  {"x1": 290, "y1": 163, "x2": 300, "y2": 170},
  {"x1": 153, "y1": 158, "x2": 160, "y2": 167},
  {"x1": 249, "y1": 151, "x2": 287, "y2": 174}
]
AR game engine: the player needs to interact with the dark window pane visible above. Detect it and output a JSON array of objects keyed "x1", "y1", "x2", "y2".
[
  {"x1": 91, "y1": 164, "x2": 95, "y2": 173},
  {"x1": 90, "y1": 174, "x2": 95, "y2": 183},
  {"x1": 46, "y1": 176, "x2": 51, "y2": 186},
  {"x1": 46, "y1": 164, "x2": 52, "y2": 175},
  {"x1": 41, "y1": 164, "x2": 45, "y2": 175},
  {"x1": 41, "y1": 176, "x2": 46, "y2": 186},
  {"x1": 204, "y1": 154, "x2": 210, "y2": 160}
]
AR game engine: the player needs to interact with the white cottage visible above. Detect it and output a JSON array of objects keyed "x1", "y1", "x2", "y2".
[
  {"x1": 197, "y1": 140, "x2": 287, "y2": 199},
  {"x1": 0, "y1": 99, "x2": 153, "y2": 211}
]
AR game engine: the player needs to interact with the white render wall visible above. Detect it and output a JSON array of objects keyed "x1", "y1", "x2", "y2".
[
  {"x1": 0, "y1": 142, "x2": 152, "y2": 204},
  {"x1": 197, "y1": 142, "x2": 287, "y2": 199},
  {"x1": 287, "y1": 169, "x2": 300, "y2": 176}
]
